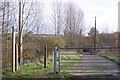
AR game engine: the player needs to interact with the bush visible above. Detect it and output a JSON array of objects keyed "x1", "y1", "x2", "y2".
[
  {"x1": 41, "y1": 35, "x2": 65, "y2": 55},
  {"x1": 22, "y1": 35, "x2": 65, "y2": 61}
]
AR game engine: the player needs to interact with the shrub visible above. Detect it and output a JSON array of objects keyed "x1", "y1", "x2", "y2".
[
  {"x1": 40, "y1": 35, "x2": 65, "y2": 55},
  {"x1": 22, "y1": 35, "x2": 65, "y2": 61}
]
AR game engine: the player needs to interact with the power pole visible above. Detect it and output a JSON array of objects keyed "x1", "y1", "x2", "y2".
[
  {"x1": 12, "y1": 26, "x2": 15, "y2": 72},
  {"x1": 15, "y1": 44, "x2": 18, "y2": 71},
  {"x1": 18, "y1": 0, "x2": 23, "y2": 65},
  {"x1": 94, "y1": 16, "x2": 96, "y2": 53}
]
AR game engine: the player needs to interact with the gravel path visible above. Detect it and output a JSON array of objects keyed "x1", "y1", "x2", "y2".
[{"x1": 70, "y1": 54, "x2": 119, "y2": 76}]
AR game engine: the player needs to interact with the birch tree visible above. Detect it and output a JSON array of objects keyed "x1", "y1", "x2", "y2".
[
  {"x1": 64, "y1": 2, "x2": 84, "y2": 47},
  {"x1": 18, "y1": 0, "x2": 44, "y2": 64},
  {"x1": 51, "y1": 0, "x2": 63, "y2": 35}
]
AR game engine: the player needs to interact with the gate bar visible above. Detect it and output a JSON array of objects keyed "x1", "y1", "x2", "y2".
[
  {"x1": 54, "y1": 47, "x2": 57, "y2": 74},
  {"x1": 59, "y1": 46, "x2": 120, "y2": 49}
]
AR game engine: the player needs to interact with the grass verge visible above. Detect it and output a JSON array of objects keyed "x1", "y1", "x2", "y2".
[
  {"x1": 2, "y1": 58, "x2": 54, "y2": 78},
  {"x1": 96, "y1": 53, "x2": 120, "y2": 64}
]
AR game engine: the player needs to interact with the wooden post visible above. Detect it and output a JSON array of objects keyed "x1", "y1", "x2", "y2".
[
  {"x1": 15, "y1": 44, "x2": 18, "y2": 71},
  {"x1": 12, "y1": 26, "x2": 15, "y2": 72},
  {"x1": 18, "y1": 0, "x2": 23, "y2": 65},
  {"x1": 44, "y1": 45, "x2": 47, "y2": 68}
]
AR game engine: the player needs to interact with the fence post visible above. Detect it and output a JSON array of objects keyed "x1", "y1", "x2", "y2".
[
  {"x1": 15, "y1": 44, "x2": 19, "y2": 71},
  {"x1": 12, "y1": 26, "x2": 15, "y2": 72},
  {"x1": 54, "y1": 47, "x2": 57, "y2": 74},
  {"x1": 44, "y1": 45, "x2": 47, "y2": 68},
  {"x1": 58, "y1": 48, "x2": 60, "y2": 72}
]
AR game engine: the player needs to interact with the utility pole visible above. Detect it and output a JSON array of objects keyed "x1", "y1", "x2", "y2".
[
  {"x1": 94, "y1": 16, "x2": 96, "y2": 53},
  {"x1": 12, "y1": 26, "x2": 15, "y2": 72},
  {"x1": 15, "y1": 44, "x2": 19, "y2": 71},
  {"x1": 18, "y1": 0, "x2": 23, "y2": 65}
]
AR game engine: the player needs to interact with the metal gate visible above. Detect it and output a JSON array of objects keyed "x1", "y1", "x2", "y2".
[{"x1": 54, "y1": 47, "x2": 119, "y2": 76}]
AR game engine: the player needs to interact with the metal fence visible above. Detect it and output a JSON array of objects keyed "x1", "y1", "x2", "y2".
[{"x1": 54, "y1": 46, "x2": 120, "y2": 76}]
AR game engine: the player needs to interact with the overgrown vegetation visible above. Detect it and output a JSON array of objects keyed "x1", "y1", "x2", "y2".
[
  {"x1": 2, "y1": 58, "x2": 54, "y2": 78},
  {"x1": 2, "y1": 53, "x2": 83, "y2": 79},
  {"x1": 42, "y1": 35, "x2": 66, "y2": 54},
  {"x1": 23, "y1": 34, "x2": 65, "y2": 59}
]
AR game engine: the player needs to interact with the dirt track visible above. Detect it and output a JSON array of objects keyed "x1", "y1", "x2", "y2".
[{"x1": 71, "y1": 54, "x2": 119, "y2": 76}]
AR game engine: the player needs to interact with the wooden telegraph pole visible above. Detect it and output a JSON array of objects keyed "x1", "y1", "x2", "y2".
[
  {"x1": 15, "y1": 44, "x2": 19, "y2": 71},
  {"x1": 12, "y1": 27, "x2": 19, "y2": 72},
  {"x1": 12, "y1": 26, "x2": 15, "y2": 72},
  {"x1": 18, "y1": 0, "x2": 23, "y2": 65}
]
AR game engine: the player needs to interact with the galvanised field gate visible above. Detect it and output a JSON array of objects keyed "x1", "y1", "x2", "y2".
[{"x1": 54, "y1": 47, "x2": 119, "y2": 76}]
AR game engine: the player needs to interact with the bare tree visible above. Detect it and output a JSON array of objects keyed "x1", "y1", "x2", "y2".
[
  {"x1": 0, "y1": 0, "x2": 44, "y2": 67},
  {"x1": 1, "y1": 1, "x2": 11, "y2": 69},
  {"x1": 5, "y1": 1, "x2": 10, "y2": 69},
  {"x1": 51, "y1": 0, "x2": 63, "y2": 35},
  {"x1": 98, "y1": 27, "x2": 115, "y2": 47},
  {"x1": 28, "y1": 2, "x2": 44, "y2": 60},
  {"x1": 1, "y1": 2, "x2": 7, "y2": 69},
  {"x1": 64, "y1": 2, "x2": 84, "y2": 47},
  {"x1": 18, "y1": 0, "x2": 44, "y2": 64}
]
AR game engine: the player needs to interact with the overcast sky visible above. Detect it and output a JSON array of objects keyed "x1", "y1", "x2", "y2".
[
  {"x1": 2, "y1": 0, "x2": 119, "y2": 34},
  {"x1": 43, "y1": 0, "x2": 119, "y2": 34},
  {"x1": 73, "y1": 0, "x2": 119, "y2": 33}
]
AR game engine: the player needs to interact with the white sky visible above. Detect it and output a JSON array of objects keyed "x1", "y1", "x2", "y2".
[
  {"x1": 43, "y1": 0, "x2": 119, "y2": 34},
  {"x1": 2, "y1": 0, "x2": 119, "y2": 34},
  {"x1": 73, "y1": 0, "x2": 119, "y2": 33}
]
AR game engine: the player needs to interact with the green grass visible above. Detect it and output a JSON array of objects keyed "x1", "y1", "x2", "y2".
[
  {"x1": 48, "y1": 53, "x2": 118, "y2": 78},
  {"x1": 49, "y1": 53, "x2": 115, "y2": 78},
  {"x1": 60, "y1": 54, "x2": 82, "y2": 72},
  {"x1": 96, "y1": 53, "x2": 120, "y2": 64},
  {"x1": 2, "y1": 58, "x2": 54, "y2": 78},
  {"x1": 4, "y1": 52, "x2": 118, "y2": 79},
  {"x1": 49, "y1": 54, "x2": 83, "y2": 78},
  {"x1": 2, "y1": 53, "x2": 83, "y2": 79}
]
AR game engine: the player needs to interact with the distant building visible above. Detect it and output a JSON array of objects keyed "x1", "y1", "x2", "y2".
[{"x1": 118, "y1": 1, "x2": 120, "y2": 32}]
